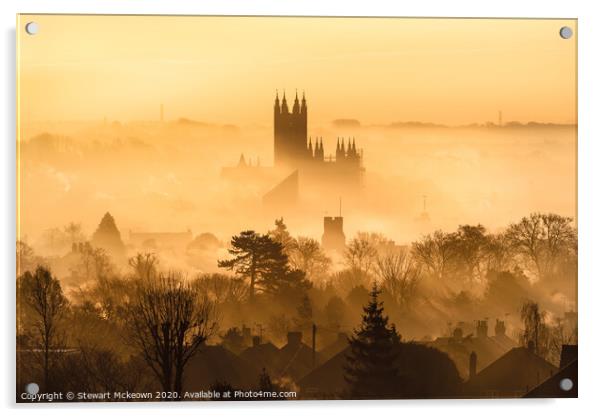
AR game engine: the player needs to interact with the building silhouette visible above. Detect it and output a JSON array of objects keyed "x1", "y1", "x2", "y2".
[
  {"x1": 222, "y1": 91, "x2": 365, "y2": 210},
  {"x1": 524, "y1": 345, "x2": 577, "y2": 398},
  {"x1": 273, "y1": 91, "x2": 364, "y2": 185},
  {"x1": 462, "y1": 346, "x2": 557, "y2": 398},
  {"x1": 322, "y1": 216, "x2": 346, "y2": 252},
  {"x1": 425, "y1": 318, "x2": 516, "y2": 379}
]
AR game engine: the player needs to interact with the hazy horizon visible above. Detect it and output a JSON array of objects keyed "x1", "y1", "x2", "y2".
[
  {"x1": 18, "y1": 16, "x2": 576, "y2": 126},
  {"x1": 17, "y1": 14, "x2": 577, "y2": 266}
]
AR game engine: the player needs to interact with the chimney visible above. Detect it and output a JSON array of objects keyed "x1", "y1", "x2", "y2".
[
  {"x1": 242, "y1": 325, "x2": 251, "y2": 339},
  {"x1": 495, "y1": 319, "x2": 506, "y2": 337},
  {"x1": 287, "y1": 331, "x2": 302, "y2": 346},
  {"x1": 469, "y1": 351, "x2": 477, "y2": 380},
  {"x1": 476, "y1": 320, "x2": 488, "y2": 338},
  {"x1": 559, "y1": 345, "x2": 577, "y2": 369},
  {"x1": 452, "y1": 327, "x2": 463, "y2": 342},
  {"x1": 252, "y1": 335, "x2": 261, "y2": 347}
]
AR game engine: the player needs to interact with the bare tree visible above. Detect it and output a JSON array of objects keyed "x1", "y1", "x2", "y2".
[
  {"x1": 126, "y1": 272, "x2": 217, "y2": 398},
  {"x1": 289, "y1": 236, "x2": 331, "y2": 281},
  {"x1": 344, "y1": 233, "x2": 378, "y2": 277},
  {"x1": 453, "y1": 225, "x2": 490, "y2": 283},
  {"x1": 16, "y1": 240, "x2": 37, "y2": 275},
  {"x1": 546, "y1": 317, "x2": 578, "y2": 366},
  {"x1": 483, "y1": 232, "x2": 513, "y2": 272},
  {"x1": 520, "y1": 300, "x2": 549, "y2": 357},
  {"x1": 193, "y1": 273, "x2": 247, "y2": 304},
  {"x1": 129, "y1": 252, "x2": 159, "y2": 280},
  {"x1": 375, "y1": 249, "x2": 422, "y2": 310},
  {"x1": 505, "y1": 213, "x2": 577, "y2": 279},
  {"x1": 19, "y1": 266, "x2": 68, "y2": 391},
  {"x1": 75, "y1": 244, "x2": 113, "y2": 281},
  {"x1": 411, "y1": 230, "x2": 457, "y2": 280},
  {"x1": 92, "y1": 247, "x2": 112, "y2": 280},
  {"x1": 333, "y1": 269, "x2": 370, "y2": 296}
]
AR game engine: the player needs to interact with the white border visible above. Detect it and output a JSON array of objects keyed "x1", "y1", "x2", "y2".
[{"x1": 2, "y1": 1, "x2": 601, "y2": 416}]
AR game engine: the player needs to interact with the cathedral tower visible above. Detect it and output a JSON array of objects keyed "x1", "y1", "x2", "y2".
[{"x1": 274, "y1": 90, "x2": 308, "y2": 167}]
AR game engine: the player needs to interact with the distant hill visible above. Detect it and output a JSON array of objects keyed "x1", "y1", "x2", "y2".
[
  {"x1": 330, "y1": 120, "x2": 576, "y2": 129},
  {"x1": 332, "y1": 119, "x2": 361, "y2": 128}
]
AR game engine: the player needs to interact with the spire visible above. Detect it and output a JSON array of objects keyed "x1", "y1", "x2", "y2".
[
  {"x1": 352, "y1": 137, "x2": 357, "y2": 154},
  {"x1": 281, "y1": 90, "x2": 289, "y2": 113},
  {"x1": 274, "y1": 90, "x2": 280, "y2": 112},
  {"x1": 293, "y1": 89, "x2": 300, "y2": 114},
  {"x1": 308, "y1": 137, "x2": 313, "y2": 156},
  {"x1": 318, "y1": 137, "x2": 324, "y2": 159},
  {"x1": 336, "y1": 137, "x2": 345, "y2": 161},
  {"x1": 238, "y1": 153, "x2": 246, "y2": 167}
]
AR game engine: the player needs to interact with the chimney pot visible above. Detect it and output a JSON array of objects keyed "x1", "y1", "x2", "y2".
[
  {"x1": 469, "y1": 351, "x2": 477, "y2": 380},
  {"x1": 252, "y1": 335, "x2": 261, "y2": 347}
]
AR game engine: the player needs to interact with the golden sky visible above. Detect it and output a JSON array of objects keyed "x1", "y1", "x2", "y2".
[{"x1": 18, "y1": 15, "x2": 577, "y2": 126}]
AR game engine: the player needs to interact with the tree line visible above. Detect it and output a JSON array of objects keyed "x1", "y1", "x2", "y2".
[{"x1": 16, "y1": 212, "x2": 577, "y2": 399}]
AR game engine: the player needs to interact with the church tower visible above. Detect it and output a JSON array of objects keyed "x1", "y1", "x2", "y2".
[{"x1": 274, "y1": 90, "x2": 309, "y2": 167}]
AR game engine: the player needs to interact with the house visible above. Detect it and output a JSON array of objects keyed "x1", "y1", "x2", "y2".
[
  {"x1": 318, "y1": 332, "x2": 348, "y2": 362},
  {"x1": 272, "y1": 331, "x2": 321, "y2": 381},
  {"x1": 183, "y1": 345, "x2": 261, "y2": 391},
  {"x1": 524, "y1": 345, "x2": 578, "y2": 398},
  {"x1": 239, "y1": 336, "x2": 280, "y2": 376},
  {"x1": 425, "y1": 319, "x2": 516, "y2": 379},
  {"x1": 462, "y1": 346, "x2": 558, "y2": 398},
  {"x1": 299, "y1": 343, "x2": 461, "y2": 399}
]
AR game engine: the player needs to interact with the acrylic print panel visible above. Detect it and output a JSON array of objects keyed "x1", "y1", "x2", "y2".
[{"x1": 16, "y1": 15, "x2": 577, "y2": 402}]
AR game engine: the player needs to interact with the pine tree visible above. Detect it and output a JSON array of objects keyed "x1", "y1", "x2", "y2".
[
  {"x1": 218, "y1": 231, "x2": 288, "y2": 301},
  {"x1": 268, "y1": 218, "x2": 295, "y2": 254},
  {"x1": 344, "y1": 283, "x2": 401, "y2": 399},
  {"x1": 218, "y1": 230, "x2": 311, "y2": 302},
  {"x1": 91, "y1": 212, "x2": 125, "y2": 256}
]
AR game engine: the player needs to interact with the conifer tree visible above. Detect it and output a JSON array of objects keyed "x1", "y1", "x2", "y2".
[
  {"x1": 91, "y1": 212, "x2": 125, "y2": 257},
  {"x1": 344, "y1": 283, "x2": 401, "y2": 399},
  {"x1": 218, "y1": 231, "x2": 310, "y2": 302}
]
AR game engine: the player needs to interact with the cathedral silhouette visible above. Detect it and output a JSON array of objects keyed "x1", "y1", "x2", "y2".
[
  {"x1": 273, "y1": 91, "x2": 363, "y2": 184},
  {"x1": 222, "y1": 90, "x2": 365, "y2": 210}
]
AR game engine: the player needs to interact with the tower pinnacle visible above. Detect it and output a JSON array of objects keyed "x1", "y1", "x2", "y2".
[{"x1": 281, "y1": 90, "x2": 289, "y2": 113}]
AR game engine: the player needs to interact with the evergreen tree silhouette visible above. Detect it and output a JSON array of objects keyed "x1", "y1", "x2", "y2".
[
  {"x1": 91, "y1": 212, "x2": 125, "y2": 256},
  {"x1": 218, "y1": 230, "x2": 309, "y2": 302},
  {"x1": 344, "y1": 283, "x2": 401, "y2": 399}
]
